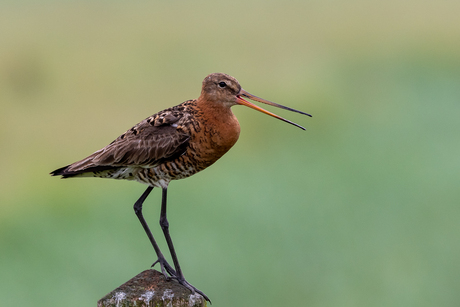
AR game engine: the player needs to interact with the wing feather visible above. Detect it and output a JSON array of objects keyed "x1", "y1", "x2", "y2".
[
  {"x1": 95, "y1": 126, "x2": 189, "y2": 166},
  {"x1": 57, "y1": 113, "x2": 190, "y2": 176}
]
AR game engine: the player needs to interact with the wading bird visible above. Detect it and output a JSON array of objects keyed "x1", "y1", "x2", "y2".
[{"x1": 51, "y1": 73, "x2": 311, "y2": 302}]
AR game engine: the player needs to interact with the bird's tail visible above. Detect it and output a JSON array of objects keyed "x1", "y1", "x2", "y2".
[
  {"x1": 50, "y1": 165, "x2": 73, "y2": 177},
  {"x1": 50, "y1": 164, "x2": 118, "y2": 178},
  {"x1": 50, "y1": 150, "x2": 118, "y2": 179}
]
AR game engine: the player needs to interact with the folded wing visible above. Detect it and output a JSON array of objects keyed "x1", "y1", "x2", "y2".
[{"x1": 51, "y1": 114, "x2": 190, "y2": 178}]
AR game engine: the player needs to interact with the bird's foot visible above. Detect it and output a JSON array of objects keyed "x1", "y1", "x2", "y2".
[
  {"x1": 171, "y1": 275, "x2": 211, "y2": 303},
  {"x1": 151, "y1": 258, "x2": 211, "y2": 303},
  {"x1": 151, "y1": 256, "x2": 176, "y2": 278}
]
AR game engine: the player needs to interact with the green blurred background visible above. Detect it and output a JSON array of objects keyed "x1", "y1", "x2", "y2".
[{"x1": 1, "y1": 1, "x2": 459, "y2": 306}]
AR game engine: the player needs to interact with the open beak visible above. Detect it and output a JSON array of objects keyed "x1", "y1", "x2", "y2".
[{"x1": 236, "y1": 89, "x2": 312, "y2": 130}]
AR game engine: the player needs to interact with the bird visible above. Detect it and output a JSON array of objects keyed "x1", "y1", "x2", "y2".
[{"x1": 50, "y1": 73, "x2": 311, "y2": 302}]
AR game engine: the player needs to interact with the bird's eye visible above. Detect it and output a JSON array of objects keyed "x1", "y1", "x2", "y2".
[{"x1": 218, "y1": 81, "x2": 227, "y2": 88}]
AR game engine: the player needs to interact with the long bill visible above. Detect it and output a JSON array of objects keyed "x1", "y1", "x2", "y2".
[{"x1": 236, "y1": 89, "x2": 312, "y2": 130}]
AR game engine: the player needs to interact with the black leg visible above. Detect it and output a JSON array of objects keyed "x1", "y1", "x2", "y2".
[
  {"x1": 159, "y1": 187, "x2": 211, "y2": 303},
  {"x1": 133, "y1": 186, "x2": 176, "y2": 277},
  {"x1": 159, "y1": 187, "x2": 184, "y2": 279}
]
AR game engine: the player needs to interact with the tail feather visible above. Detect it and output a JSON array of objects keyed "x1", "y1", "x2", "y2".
[
  {"x1": 50, "y1": 164, "x2": 116, "y2": 178},
  {"x1": 50, "y1": 149, "x2": 115, "y2": 178},
  {"x1": 50, "y1": 165, "x2": 72, "y2": 177}
]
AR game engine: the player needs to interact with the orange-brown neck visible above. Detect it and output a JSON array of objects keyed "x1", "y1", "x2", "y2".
[{"x1": 194, "y1": 97, "x2": 241, "y2": 158}]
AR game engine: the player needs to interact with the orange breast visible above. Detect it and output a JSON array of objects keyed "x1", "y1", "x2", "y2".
[{"x1": 189, "y1": 100, "x2": 241, "y2": 169}]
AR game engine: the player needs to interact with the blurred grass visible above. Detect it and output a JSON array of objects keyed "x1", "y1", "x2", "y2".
[{"x1": 1, "y1": 1, "x2": 460, "y2": 306}]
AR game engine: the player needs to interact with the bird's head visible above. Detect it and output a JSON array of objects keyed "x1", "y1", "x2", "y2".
[{"x1": 200, "y1": 73, "x2": 311, "y2": 130}]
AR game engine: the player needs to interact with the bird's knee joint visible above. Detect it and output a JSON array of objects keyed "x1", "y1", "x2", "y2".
[
  {"x1": 133, "y1": 204, "x2": 142, "y2": 216},
  {"x1": 159, "y1": 216, "x2": 169, "y2": 229}
]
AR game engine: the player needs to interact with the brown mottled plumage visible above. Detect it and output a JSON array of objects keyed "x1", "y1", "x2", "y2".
[{"x1": 51, "y1": 73, "x2": 311, "y2": 302}]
